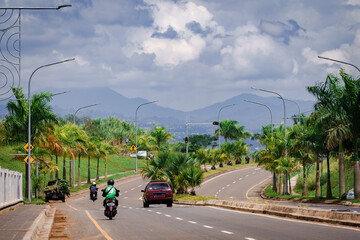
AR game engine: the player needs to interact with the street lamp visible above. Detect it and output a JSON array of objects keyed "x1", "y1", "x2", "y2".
[
  {"x1": 217, "y1": 104, "x2": 236, "y2": 149},
  {"x1": 318, "y1": 56, "x2": 360, "y2": 73},
  {"x1": 135, "y1": 100, "x2": 158, "y2": 172},
  {"x1": 243, "y1": 100, "x2": 273, "y2": 134},
  {"x1": 251, "y1": 87, "x2": 289, "y2": 194},
  {"x1": 73, "y1": 103, "x2": 100, "y2": 125},
  {"x1": 27, "y1": 58, "x2": 75, "y2": 201},
  {"x1": 72, "y1": 103, "x2": 100, "y2": 187}
]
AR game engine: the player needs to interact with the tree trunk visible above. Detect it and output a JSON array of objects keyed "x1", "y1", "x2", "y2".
[
  {"x1": 326, "y1": 153, "x2": 333, "y2": 198},
  {"x1": 354, "y1": 135, "x2": 360, "y2": 199},
  {"x1": 63, "y1": 155, "x2": 66, "y2": 180},
  {"x1": 105, "y1": 159, "x2": 107, "y2": 178},
  {"x1": 315, "y1": 156, "x2": 321, "y2": 198},
  {"x1": 55, "y1": 155, "x2": 59, "y2": 179},
  {"x1": 288, "y1": 173, "x2": 292, "y2": 195},
  {"x1": 272, "y1": 171, "x2": 277, "y2": 192},
  {"x1": 339, "y1": 144, "x2": 345, "y2": 198},
  {"x1": 87, "y1": 156, "x2": 91, "y2": 184},
  {"x1": 302, "y1": 160, "x2": 308, "y2": 196},
  {"x1": 69, "y1": 159, "x2": 72, "y2": 187},
  {"x1": 96, "y1": 157, "x2": 100, "y2": 180},
  {"x1": 78, "y1": 154, "x2": 81, "y2": 187},
  {"x1": 282, "y1": 174, "x2": 286, "y2": 195},
  {"x1": 277, "y1": 174, "x2": 282, "y2": 194}
]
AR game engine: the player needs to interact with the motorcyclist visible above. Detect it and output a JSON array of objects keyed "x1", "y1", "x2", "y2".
[
  {"x1": 89, "y1": 182, "x2": 98, "y2": 199},
  {"x1": 102, "y1": 179, "x2": 120, "y2": 207}
]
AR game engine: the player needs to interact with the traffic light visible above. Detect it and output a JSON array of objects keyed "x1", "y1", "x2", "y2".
[
  {"x1": 212, "y1": 121, "x2": 219, "y2": 125},
  {"x1": 184, "y1": 137, "x2": 188, "y2": 143}
]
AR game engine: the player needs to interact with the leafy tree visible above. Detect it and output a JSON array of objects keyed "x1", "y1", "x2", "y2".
[{"x1": 150, "y1": 123, "x2": 174, "y2": 151}]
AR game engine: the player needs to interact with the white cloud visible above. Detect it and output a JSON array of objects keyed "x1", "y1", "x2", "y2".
[{"x1": 346, "y1": 0, "x2": 360, "y2": 6}]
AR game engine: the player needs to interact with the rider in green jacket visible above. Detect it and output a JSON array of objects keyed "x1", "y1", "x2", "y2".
[{"x1": 102, "y1": 179, "x2": 120, "y2": 206}]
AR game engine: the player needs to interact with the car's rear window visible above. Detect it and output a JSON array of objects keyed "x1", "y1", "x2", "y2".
[{"x1": 149, "y1": 183, "x2": 170, "y2": 190}]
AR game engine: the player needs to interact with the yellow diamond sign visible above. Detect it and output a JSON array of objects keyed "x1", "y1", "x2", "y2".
[
  {"x1": 130, "y1": 145, "x2": 137, "y2": 152},
  {"x1": 24, "y1": 156, "x2": 34, "y2": 164},
  {"x1": 24, "y1": 143, "x2": 34, "y2": 152}
]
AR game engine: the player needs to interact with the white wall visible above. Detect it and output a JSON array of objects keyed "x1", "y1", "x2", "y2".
[{"x1": 0, "y1": 167, "x2": 23, "y2": 209}]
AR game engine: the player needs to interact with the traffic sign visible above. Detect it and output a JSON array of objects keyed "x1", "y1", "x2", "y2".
[
  {"x1": 24, "y1": 156, "x2": 34, "y2": 164},
  {"x1": 24, "y1": 143, "x2": 34, "y2": 152},
  {"x1": 130, "y1": 145, "x2": 137, "y2": 152}
]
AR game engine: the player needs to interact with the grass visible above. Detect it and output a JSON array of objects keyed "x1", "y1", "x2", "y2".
[{"x1": 174, "y1": 194, "x2": 217, "y2": 201}]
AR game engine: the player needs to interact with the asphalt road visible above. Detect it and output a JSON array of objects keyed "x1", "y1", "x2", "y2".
[{"x1": 51, "y1": 167, "x2": 360, "y2": 240}]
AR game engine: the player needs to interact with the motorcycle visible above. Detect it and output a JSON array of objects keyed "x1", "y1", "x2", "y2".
[
  {"x1": 104, "y1": 198, "x2": 117, "y2": 220},
  {"x1": 90, "y1": 190, "x2": 97, "y2": 201}
]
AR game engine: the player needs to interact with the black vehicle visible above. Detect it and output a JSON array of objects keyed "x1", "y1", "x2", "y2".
[
  {"x1": 90, "y1": 183, "x2": 98, "y2": 202},
  {"x1": 104, "y1": 198, "x2": 117, "y2": 220},
  {"x1": 44, "y1": 179, "x2": 69, "y2": 202}
]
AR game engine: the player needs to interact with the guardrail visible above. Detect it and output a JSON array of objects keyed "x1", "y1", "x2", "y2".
[{"x1": 0, "y1": 167, "x2": 23, "y2": 209}]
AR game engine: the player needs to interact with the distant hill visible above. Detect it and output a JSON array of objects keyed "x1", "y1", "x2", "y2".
[{"x1": 2, "y1": 87, "x2": 315, "y2": 144}]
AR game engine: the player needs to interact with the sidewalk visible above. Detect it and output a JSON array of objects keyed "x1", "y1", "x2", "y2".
[{"x1": 0, "y1": 204, "x2": 50, "y2": 240}]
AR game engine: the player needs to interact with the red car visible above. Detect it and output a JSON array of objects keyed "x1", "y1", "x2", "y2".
[{"x1": 141, "y1": 181, "x2": 173, "y2": 207}]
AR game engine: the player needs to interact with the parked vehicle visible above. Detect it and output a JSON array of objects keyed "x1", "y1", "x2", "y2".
[
  {"x1": 141, "y1": 181, "x2": 173, "y2": 208},
  {"x1": 44, "y1": 179, "x2": 70, "y2": 202}
]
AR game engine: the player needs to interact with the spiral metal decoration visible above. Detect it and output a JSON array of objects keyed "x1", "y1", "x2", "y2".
[{"x1": 0, "y1": 9, "x2": 20, "y2": 101}]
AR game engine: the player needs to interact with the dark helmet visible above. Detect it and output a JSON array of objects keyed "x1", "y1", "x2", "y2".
[{"x1": 107, "y1": 179, "x2": 114, "y2": 185}]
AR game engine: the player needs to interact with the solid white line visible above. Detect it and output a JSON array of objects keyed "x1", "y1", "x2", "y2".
[
  {"x1": 188, "y1": 221, "x2": 197, "y2": 224},
  {"x1": 165, "y1": 214, "x2": 171, "y2": 217},
  {"x1": 221, "y1": 230, "x2": 234, "y2": 235},
  {"x1": 203, "y1": 225, "x2": 213, "y2": 229}
]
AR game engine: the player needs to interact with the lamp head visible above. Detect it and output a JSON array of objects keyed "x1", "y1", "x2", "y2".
[{"x1": 57, "y1": 5, "x2": 72, "y2": 9}]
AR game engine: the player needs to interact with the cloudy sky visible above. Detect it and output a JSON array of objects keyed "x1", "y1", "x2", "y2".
[{"x1": 1, "y1": 0, "x2": 360, "y2": 111}]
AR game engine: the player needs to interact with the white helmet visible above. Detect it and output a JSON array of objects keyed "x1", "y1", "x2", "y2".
[{"x1": 92, "y1": 182, "x2": 96, "y2": 185}]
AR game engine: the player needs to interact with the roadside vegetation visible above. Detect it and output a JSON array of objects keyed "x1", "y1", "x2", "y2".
[{"x1": 255, "y1": 69, "x2": 360, "y2": 200}]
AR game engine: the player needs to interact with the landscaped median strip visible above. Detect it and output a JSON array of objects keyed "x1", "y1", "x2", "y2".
[{"x1": 174, "y1": 199, "x2": 360, "y2": 227}]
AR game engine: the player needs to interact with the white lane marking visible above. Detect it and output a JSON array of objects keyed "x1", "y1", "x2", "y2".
[
  {"x1": 222, "y1": 187, "x2": 225, "y2": 190},
  {"x1": 245, "y1": 175, "x2": 249, "y2": 177},
  {"x1": 124, "y1": 191, "x2": 128, "y2": 193},
  {"x1": 128, "y1": 207, "x2": 132, "y2": 209},
  {"x1": 233, "y1": 181, "x2": 236, "y2": 184},
  {"x1": 123, "y1": 197, "x2": 128, "y2": 199},
  {"x1": 252, "y1": 172, "x2": 256, "y2": 174},
  {"x1": 176, "y1": 217, "x2": 183, "y2": 221},
  {"x1": 221, "y1": 231, "x2": 234, "y2": 235},
  {"x1": 218, "y1": 189, "x2": 221, "y2": 192},
  {"x1": 139, "y1": 197, "x2": 143, "y2": 200},
  {"x1": 201, "y1": 167, "x2": 254, "y2": 184},
  {"x1": 239, "y1": 178, "x2": 242, "y2": 180},
  {"x1": 135, "y1": 208, "x2": 139, "y2": 210},
  {"x1": 165, "y1": 214, "x2": 171, "y2": 217},
  {"x1": 147, "y1": 210, "x2": 153, "y2": 212},
  {"x1": 131, "y1": 188, "x2": 135, "y2": 190},
  {"x1": 245, "y1": 238, "x2": 256, "y2": 240},
  {"x1": 138, "y1": 185, "x2": 142, "y2": 187},
  {"x1": 156, "y1": 212, "x2": 162, "y2": 215},
  {"x1": 203, "y1": 225, "x2": 213, "y2": 229},
  {"x1": 188, "y1": 221, "x2": 197, "y2": 224},
  {"x1": 226, "y1": 184, "x2": 230, "y2": 187}
]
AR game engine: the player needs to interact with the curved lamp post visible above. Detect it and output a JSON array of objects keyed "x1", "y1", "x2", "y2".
[
  {"x1": 28, "y1": 58, "x2": 75, "y2": 201},
  {"x1": 217, "y1": 104, "x2": 236, "y2": 149},
  {"x1": 244, "y1": 100, "x2": 273, "y2": 134},
  {"x1": 73, "y1": 103, "x2": 100, "y2": 125},
  {"x1": 251, "y1": 87, "x2": 289, "y2": 195},
  {"x1": 72, "y1": 103, "x2": 100, "y2": 187},
  {"x1": 318, "y1": 56, "x2": 360, "y2": 73},
  {"x1": 135, "y1": 100, "x2": 158, "y2": 172}
]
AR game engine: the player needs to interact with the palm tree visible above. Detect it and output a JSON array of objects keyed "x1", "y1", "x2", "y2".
[{"x1": 150, "y1": 123, "x2": 174, "y2": 151}]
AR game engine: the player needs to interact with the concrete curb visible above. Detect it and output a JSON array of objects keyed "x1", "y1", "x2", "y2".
[
  {"x1": 174, "y1": 199, "x2": 360, "y2": 228},
  {"x1": 22, "y1": 205, "x2": 50, "y2": 240},
  {"x1": 37, "y1": 206, "x2": 56, "y2": 240}
]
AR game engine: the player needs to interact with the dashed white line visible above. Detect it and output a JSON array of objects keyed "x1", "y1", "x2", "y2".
[
  {"x1": 245, "y1": 175, "x2": 249, "y2": 177},
  {"x1": 188, "y1": 221, "x2": 197, "y2": 224},
  {"x1": 123, "y1": 197, "x2": 128, "y2": 199},
  {"x1": 147, "y1": 210, "x2": 153, "y2": 212},
  {"x1": 138, "y1": 185, "x2": 142, "y2": 187},
  {"x1": 245, "y1": 238, "x2": 256, "y2": 240},
  {"x1": 226, "y1": 184, "x2": 230, "y2": 187},
  {"x1": 221, "y1": 230, "x2": 234, "y2": 235},
  {"x1": 239, "y1": 178, "x2": 242, "y2": 180},
  {"x1": 233, "y1": 181, "x2": 236, "y2": 184},
  {"x1": 124, "y1": 191, "x2": 128, "y2": 193},
  {"x1": 176, "y1": 217, "x2": 183, "y2": 221},
  {"x1": 203, "y1": 225, "x2": 213, "y2": 229},
  {"x1": 165, "y1": 214, "x2": 171, "y2": 217},
  {"x1": 156, "y1": 212, "x2": 162, "y2": 215},
  {"x1": 131, "y1": 188, "x2": 135, "y2": 190}
]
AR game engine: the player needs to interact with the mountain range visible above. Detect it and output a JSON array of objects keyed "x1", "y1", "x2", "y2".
[{"x1": 0, "y1": 87, "x2": 315, "y2": 142}]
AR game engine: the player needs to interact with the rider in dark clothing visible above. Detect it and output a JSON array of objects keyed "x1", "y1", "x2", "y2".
[{"x1": 89, "y1": 182, "x2": 98, "y2": 199}]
